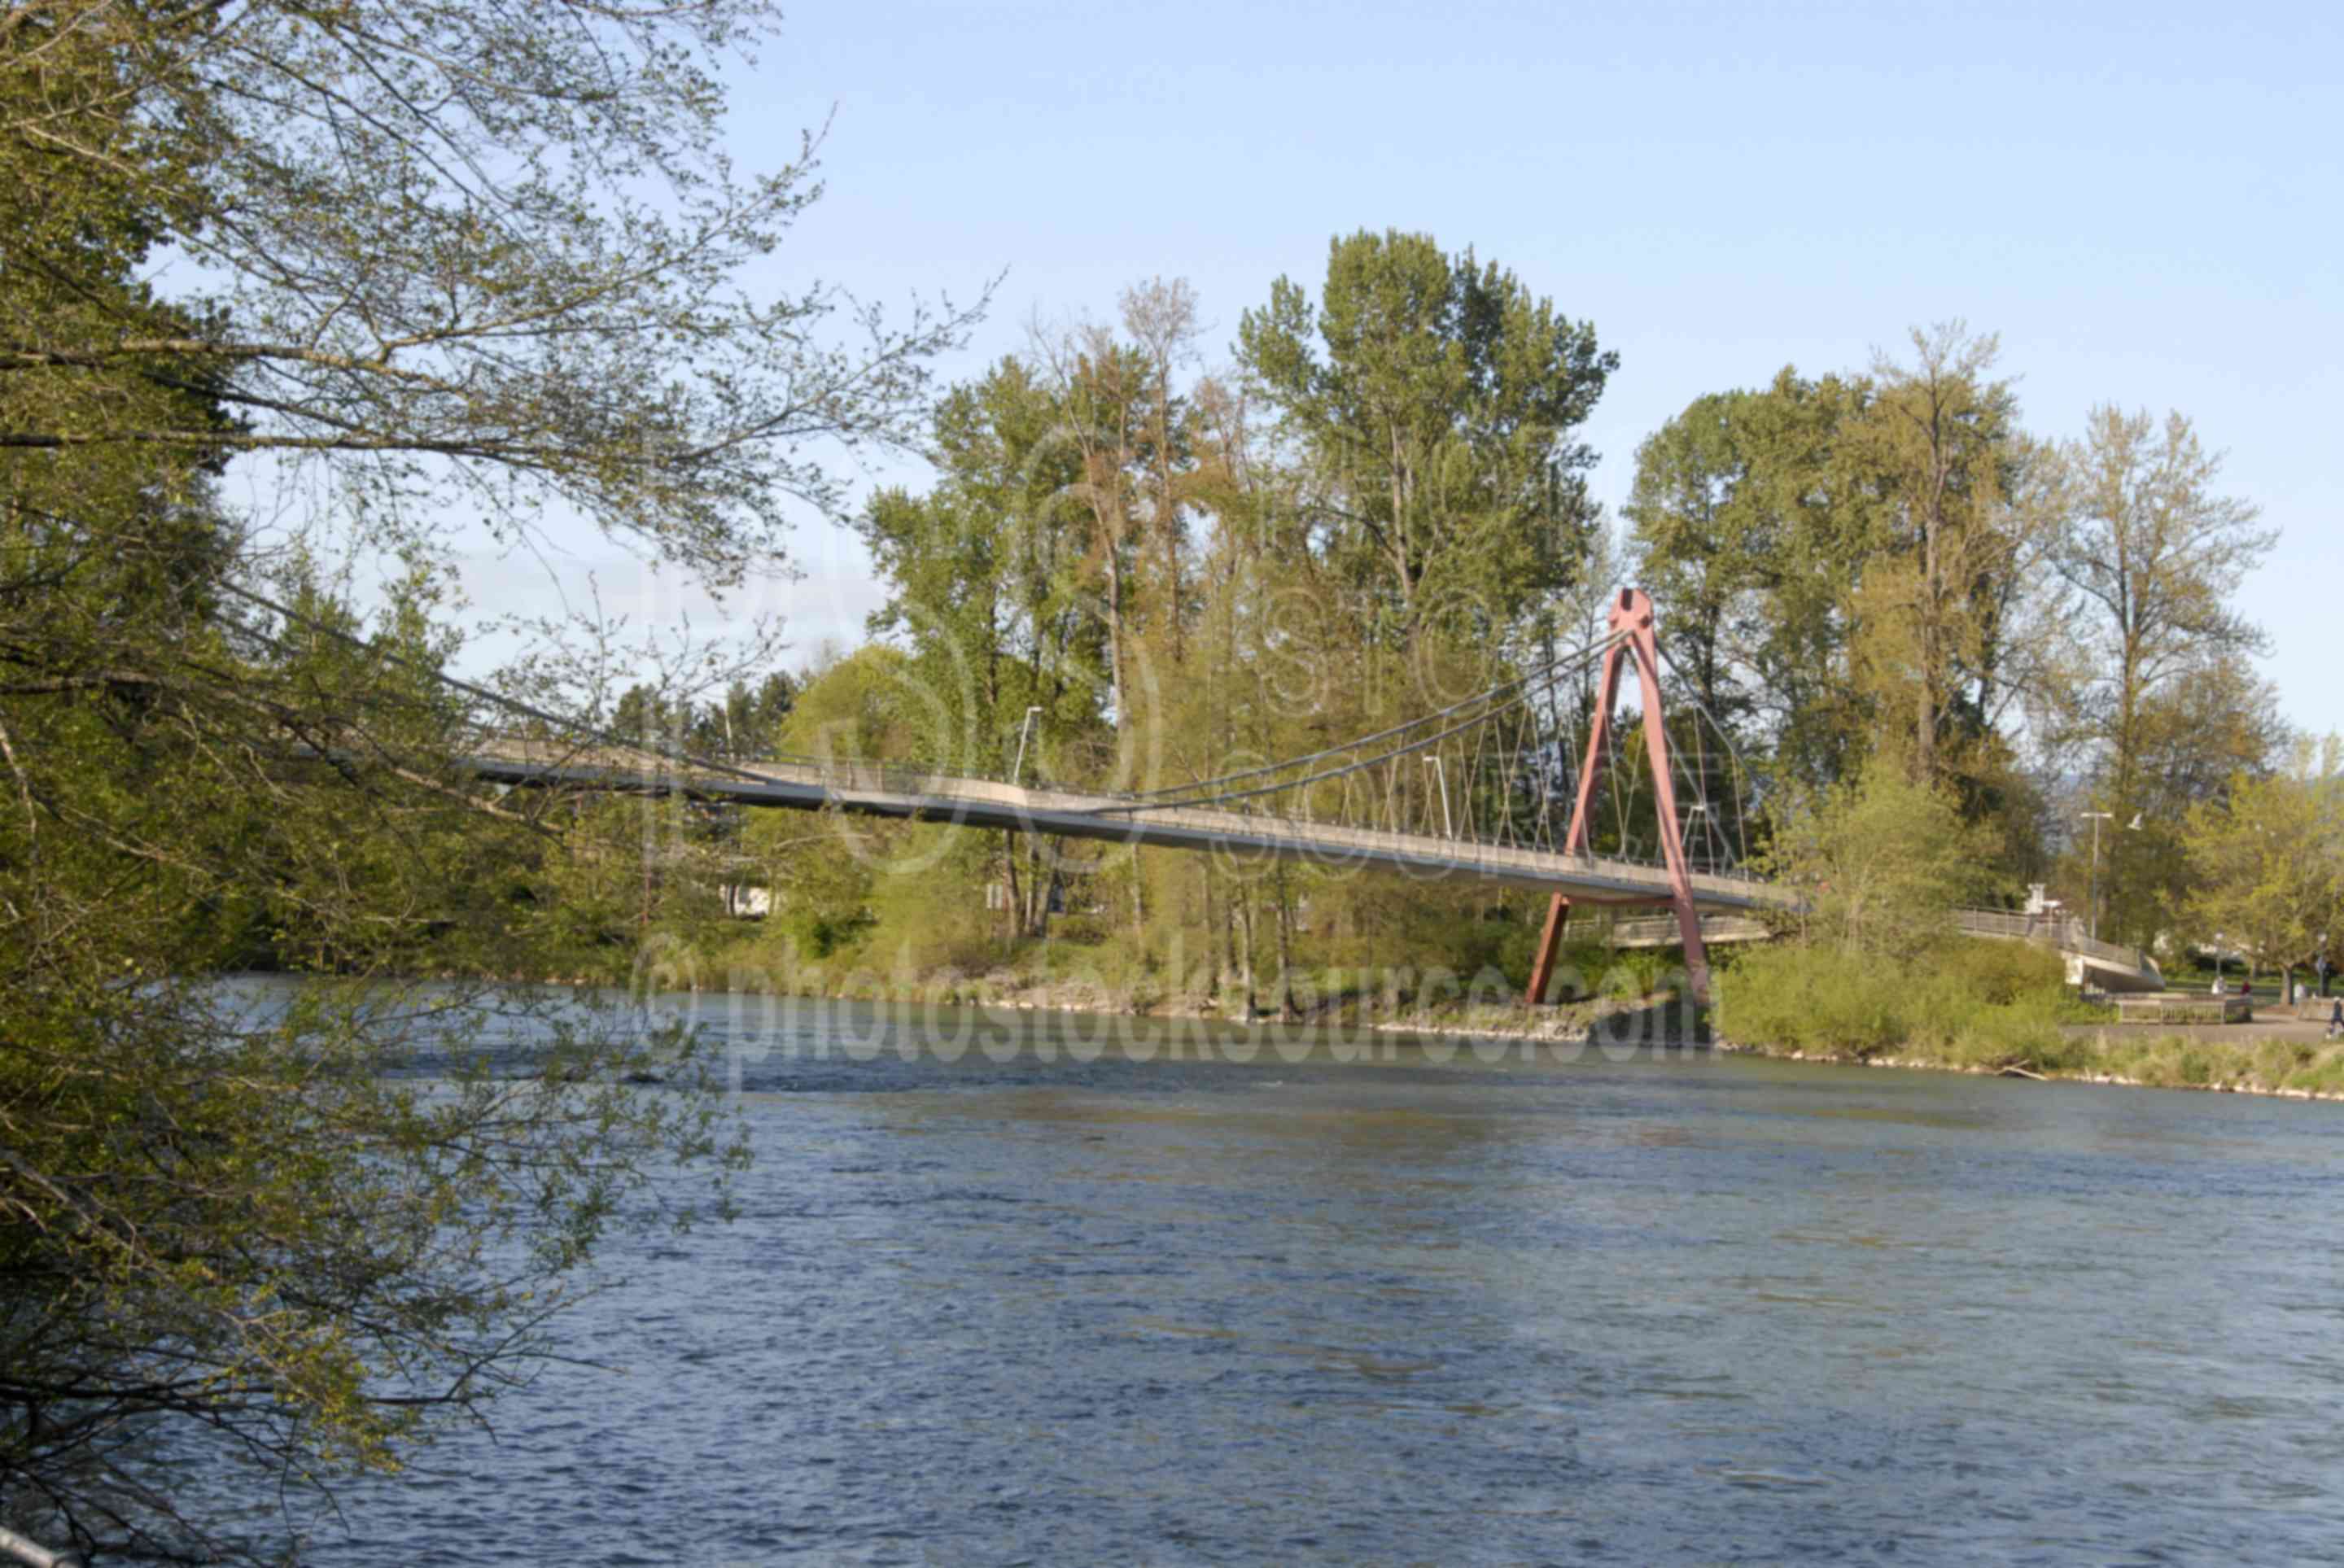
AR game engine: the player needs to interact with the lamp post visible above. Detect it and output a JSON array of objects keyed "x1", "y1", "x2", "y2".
[
  {"x1": 2115, "y1": 811, "x2": 2142, "y2": 941},
  {"x1": 2081, "y1": 811, "x2": 2113, "y2": 942},
  {"x1": 2320, "y1": 933, "x2": 2330, "y2": 999},
  {"x1": 1422, "y1": 755, "x2": 1453, "y2": 840},
  {"x1": 2214, "y1": 932, "x2": 2226, "y2": 995},
  {"x1": 1011, "y1": 705, "x2": 1043, "y2": 785}
]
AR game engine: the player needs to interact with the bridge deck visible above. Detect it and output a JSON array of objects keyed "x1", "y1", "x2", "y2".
[
  {"x1": 461, "y1": 740, "x2": 1775, "y2": 911},
  {"x1": 461, "y1": 740, "x2": 2166, "y2": 990}
]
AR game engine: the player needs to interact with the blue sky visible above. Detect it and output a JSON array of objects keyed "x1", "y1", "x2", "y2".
[{"x1": 455, "y1": 0, "x2": 2343, "y2": 734}]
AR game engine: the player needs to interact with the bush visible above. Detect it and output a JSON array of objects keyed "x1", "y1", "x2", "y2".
[
  {"x1": 1935, "y1": 939, "x2": 2066, "y2": 1005},
  {"x1": 1715, "y1": 942, "x2": 1901, "y2": 1057},
  {"x1": 1716, "y1": 939, "x2": 2075, "y2": 1066}
]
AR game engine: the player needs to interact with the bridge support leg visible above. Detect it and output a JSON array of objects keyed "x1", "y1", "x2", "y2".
[
  {"x1": 1633, "y1": 631, "x2": 1712, "y2": 1011},
  {"x1": 1523, "y1": 587, "x2": 1713, "y2": 1008},
  {"x1": 1526, "y1": 893, "x2": 1572, "y2": 1005}
]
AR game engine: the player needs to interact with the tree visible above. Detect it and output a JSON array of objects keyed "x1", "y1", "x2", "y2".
[
  {"x1": 612, "y1": 682, "x2": 689, "y2": 747},
  {"x1": 0, "y1": 554, "x2": 749, "y2": 1557},
  {"x1": 741, "y1": 645, "x2": 995, "y2": 959},
  {"x1": 1235, "y1": 229, "x2": 1615, "y2": 649},
  {"x1": 2181, "y1": 741, "x2": 2343, "y2": 988},
  {"x1": 698, "y1": 672, "x2": 799, "y2": 760},
  {"x1": 1, "y1": 2, "x2": 964, "y2": 1554},
  {"x1": 1120, "y1": 277, "x2": 1209, "y2": 669},
  {"x1": 858, "y1": 357, "x2": 1114, "y2": 936},
  {"x1": 2096, "y1": 660, "x2": 2290, "y2": 941},
  {"x1": 1842, "y1": 325, "x2": 2053, "y2": 796},
  {"x1": 1762, "y1": 758, "x2": 1992, "y2": 959},
  {"x1": 0, "y1": 0, "x2": 982, "y2": 583},
  {"x1": 1625, "y1": 369, "x2": 1878, "y2": 784},
  {"x1": 1026, "y1": 291, "x2": 1210, "y2": 785},
  {"x1": 2050, "y1": 405, "x2": 2276, "y2": 931}
]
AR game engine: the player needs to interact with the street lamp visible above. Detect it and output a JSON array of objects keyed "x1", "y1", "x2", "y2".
[
  {"x1": 1422, "y1": 755, "x2": 1454, "y2": 840},
  {"x1": 1011, "y1": 705, "x2": 1043, "y2": 786},
  {"x1": 2081, "y1": 810, "x2": 2113, "y2": 943},
  {"x1": 2320, "y1": 933, "x2": 2331, "y2": 999},
  {"x1": 2214, "y1": 932, "x2": 2226, "y2": 996}
]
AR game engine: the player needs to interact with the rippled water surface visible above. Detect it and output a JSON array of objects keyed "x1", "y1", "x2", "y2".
[{"x1": 304, "y1": 997, "x2": 2344, "y2": 1563}]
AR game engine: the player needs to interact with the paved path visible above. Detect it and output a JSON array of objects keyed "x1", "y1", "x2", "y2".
[{"x1": 2066, "y1": 1015, "x2": 2343, "y2": 1046}]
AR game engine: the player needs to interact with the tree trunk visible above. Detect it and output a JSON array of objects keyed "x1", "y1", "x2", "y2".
[
  {"x1": 1276, "y1": 885, "x2": 1298, "y2": 1020},
  {"x1": 1238, "y1": 891, "x2": 1258, "y2": 1019},
  {"x1": 1204, "y1": 865, "x2": 1225, "y2": 1004},
  {"x1": 1002, "y1": 830, "x2": 1021, "y2": 946}
]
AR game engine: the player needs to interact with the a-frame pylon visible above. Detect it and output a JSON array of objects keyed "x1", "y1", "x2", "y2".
[{"x1": 1524, "y1": 587, "x2": 1713, "y2": 1007}]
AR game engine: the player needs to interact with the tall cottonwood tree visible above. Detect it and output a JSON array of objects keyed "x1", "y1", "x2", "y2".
[
  {"x1": 1625, "y1": 369, "x2": 1880, "y2": 784},
  {"x1": 858, "y1": 358, "x2": 1110, "y2": 937},
  {"x1": 2053, "y1": 407, "x2": 2276, "y2": 811},
  {"x1": 1843, "y1": 325, "x2": 2053, "y2": 794},
  {"x1": 1122, "y1": 277, "x2": 1209, "y2": 667},
  {"x1": 1235, "y1": 229, "x2": 1616, "y2": 652},
  {"x1": 1029, "y1": 321, "x2": 1146, "y2": 776}
]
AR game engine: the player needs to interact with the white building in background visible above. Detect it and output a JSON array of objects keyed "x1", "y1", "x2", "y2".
[{"x1": 721, "y1": 884, "x2": 771, "y2": 918}]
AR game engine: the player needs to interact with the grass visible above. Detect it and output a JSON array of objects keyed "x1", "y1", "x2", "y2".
[{"x1": 2037, "y1": 1033, "x2": 2344, "y2": 1096}]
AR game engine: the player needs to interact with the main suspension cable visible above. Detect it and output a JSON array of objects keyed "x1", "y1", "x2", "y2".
[
  {"x1": 212, "y1": 565, "x2": 1662, "y2": 850},
  {"x1": 212, "y1": 577, "x2": 797, "y2": 788}
]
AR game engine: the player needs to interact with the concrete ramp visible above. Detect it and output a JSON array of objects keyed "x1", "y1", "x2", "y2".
[
  {"x1": 1953, "y1": 909, "x2": 2165, "y2": 993},
  {"x1": 1593, "y1": 908, "x2": 2166, "y2": 994},
  {"x1": 1604, "y1": 914, "x2": 1773, "y2": 948}
]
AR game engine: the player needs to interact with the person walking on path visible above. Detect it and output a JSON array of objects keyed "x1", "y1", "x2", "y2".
[{"x1": 2329, "y1": 999, "x2": 2343, "y2": 1042}]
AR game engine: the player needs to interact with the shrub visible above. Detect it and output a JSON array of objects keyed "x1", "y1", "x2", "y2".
[
  {"x1": 1935, "y1": 939, "x2": 2066, "y2": 1005},
  {"x1": 1716, "y1": 939, "x2": 2075, "y2": 1067},
  {"x1": 1716, "y1": 942, "x2": 1907, "y2": 1058}
]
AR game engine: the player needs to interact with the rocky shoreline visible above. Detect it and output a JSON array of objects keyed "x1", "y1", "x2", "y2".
[
  {"x1": 639, "y1": 968, "x2": 2344, "y2": 1103},
  {"x1": 1706, "y1": 1037, "x2": 2344, "y2": 1103}
]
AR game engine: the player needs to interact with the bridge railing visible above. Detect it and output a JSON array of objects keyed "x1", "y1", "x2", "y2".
[
  {"x1": 1951, "y1": 908, "x2": 2156, "y2": 974},
  {"x1": 1588, "y1": 903, "x2": 2159, "y2": 973},
  {"x1": 1590, "y1": 908, "x2": 2160, "y2": 978},
  {"x1": 1603, "y1": 913, "x2": 1775, "y2": 946}
]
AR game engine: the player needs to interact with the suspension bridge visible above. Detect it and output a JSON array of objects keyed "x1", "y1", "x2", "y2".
[
  {"x1": 463, "y1": 741, "x2": 1769, "y2": 912},
  {"x1": 445, "y1": 587, "x2": 2163, "y2": 1002}
]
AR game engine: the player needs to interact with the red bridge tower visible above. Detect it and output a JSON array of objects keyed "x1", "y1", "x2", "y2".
[{"x1": 1524, "y1": 587, "x2": 1713, "y2": 1007}]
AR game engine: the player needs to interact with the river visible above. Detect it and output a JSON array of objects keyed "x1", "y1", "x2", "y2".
[{"x1": 297, "y1": 996, "x2": 2344, "y2": 1563}]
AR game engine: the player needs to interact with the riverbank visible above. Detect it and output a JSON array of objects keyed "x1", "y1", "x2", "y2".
[
  {"x1": 724, "y1": 965, "x2": 1673, "y2": 1046},
  {"x1": 689, "y1": 967, "x2": 2344, "y2": 1103},
  {"x1": 1708, "y1": 1024, "x2": 2344, "y2": 1102},
  {"x1": 1362, "y1": 998, "x2": 2344, "y2": 1103}
]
